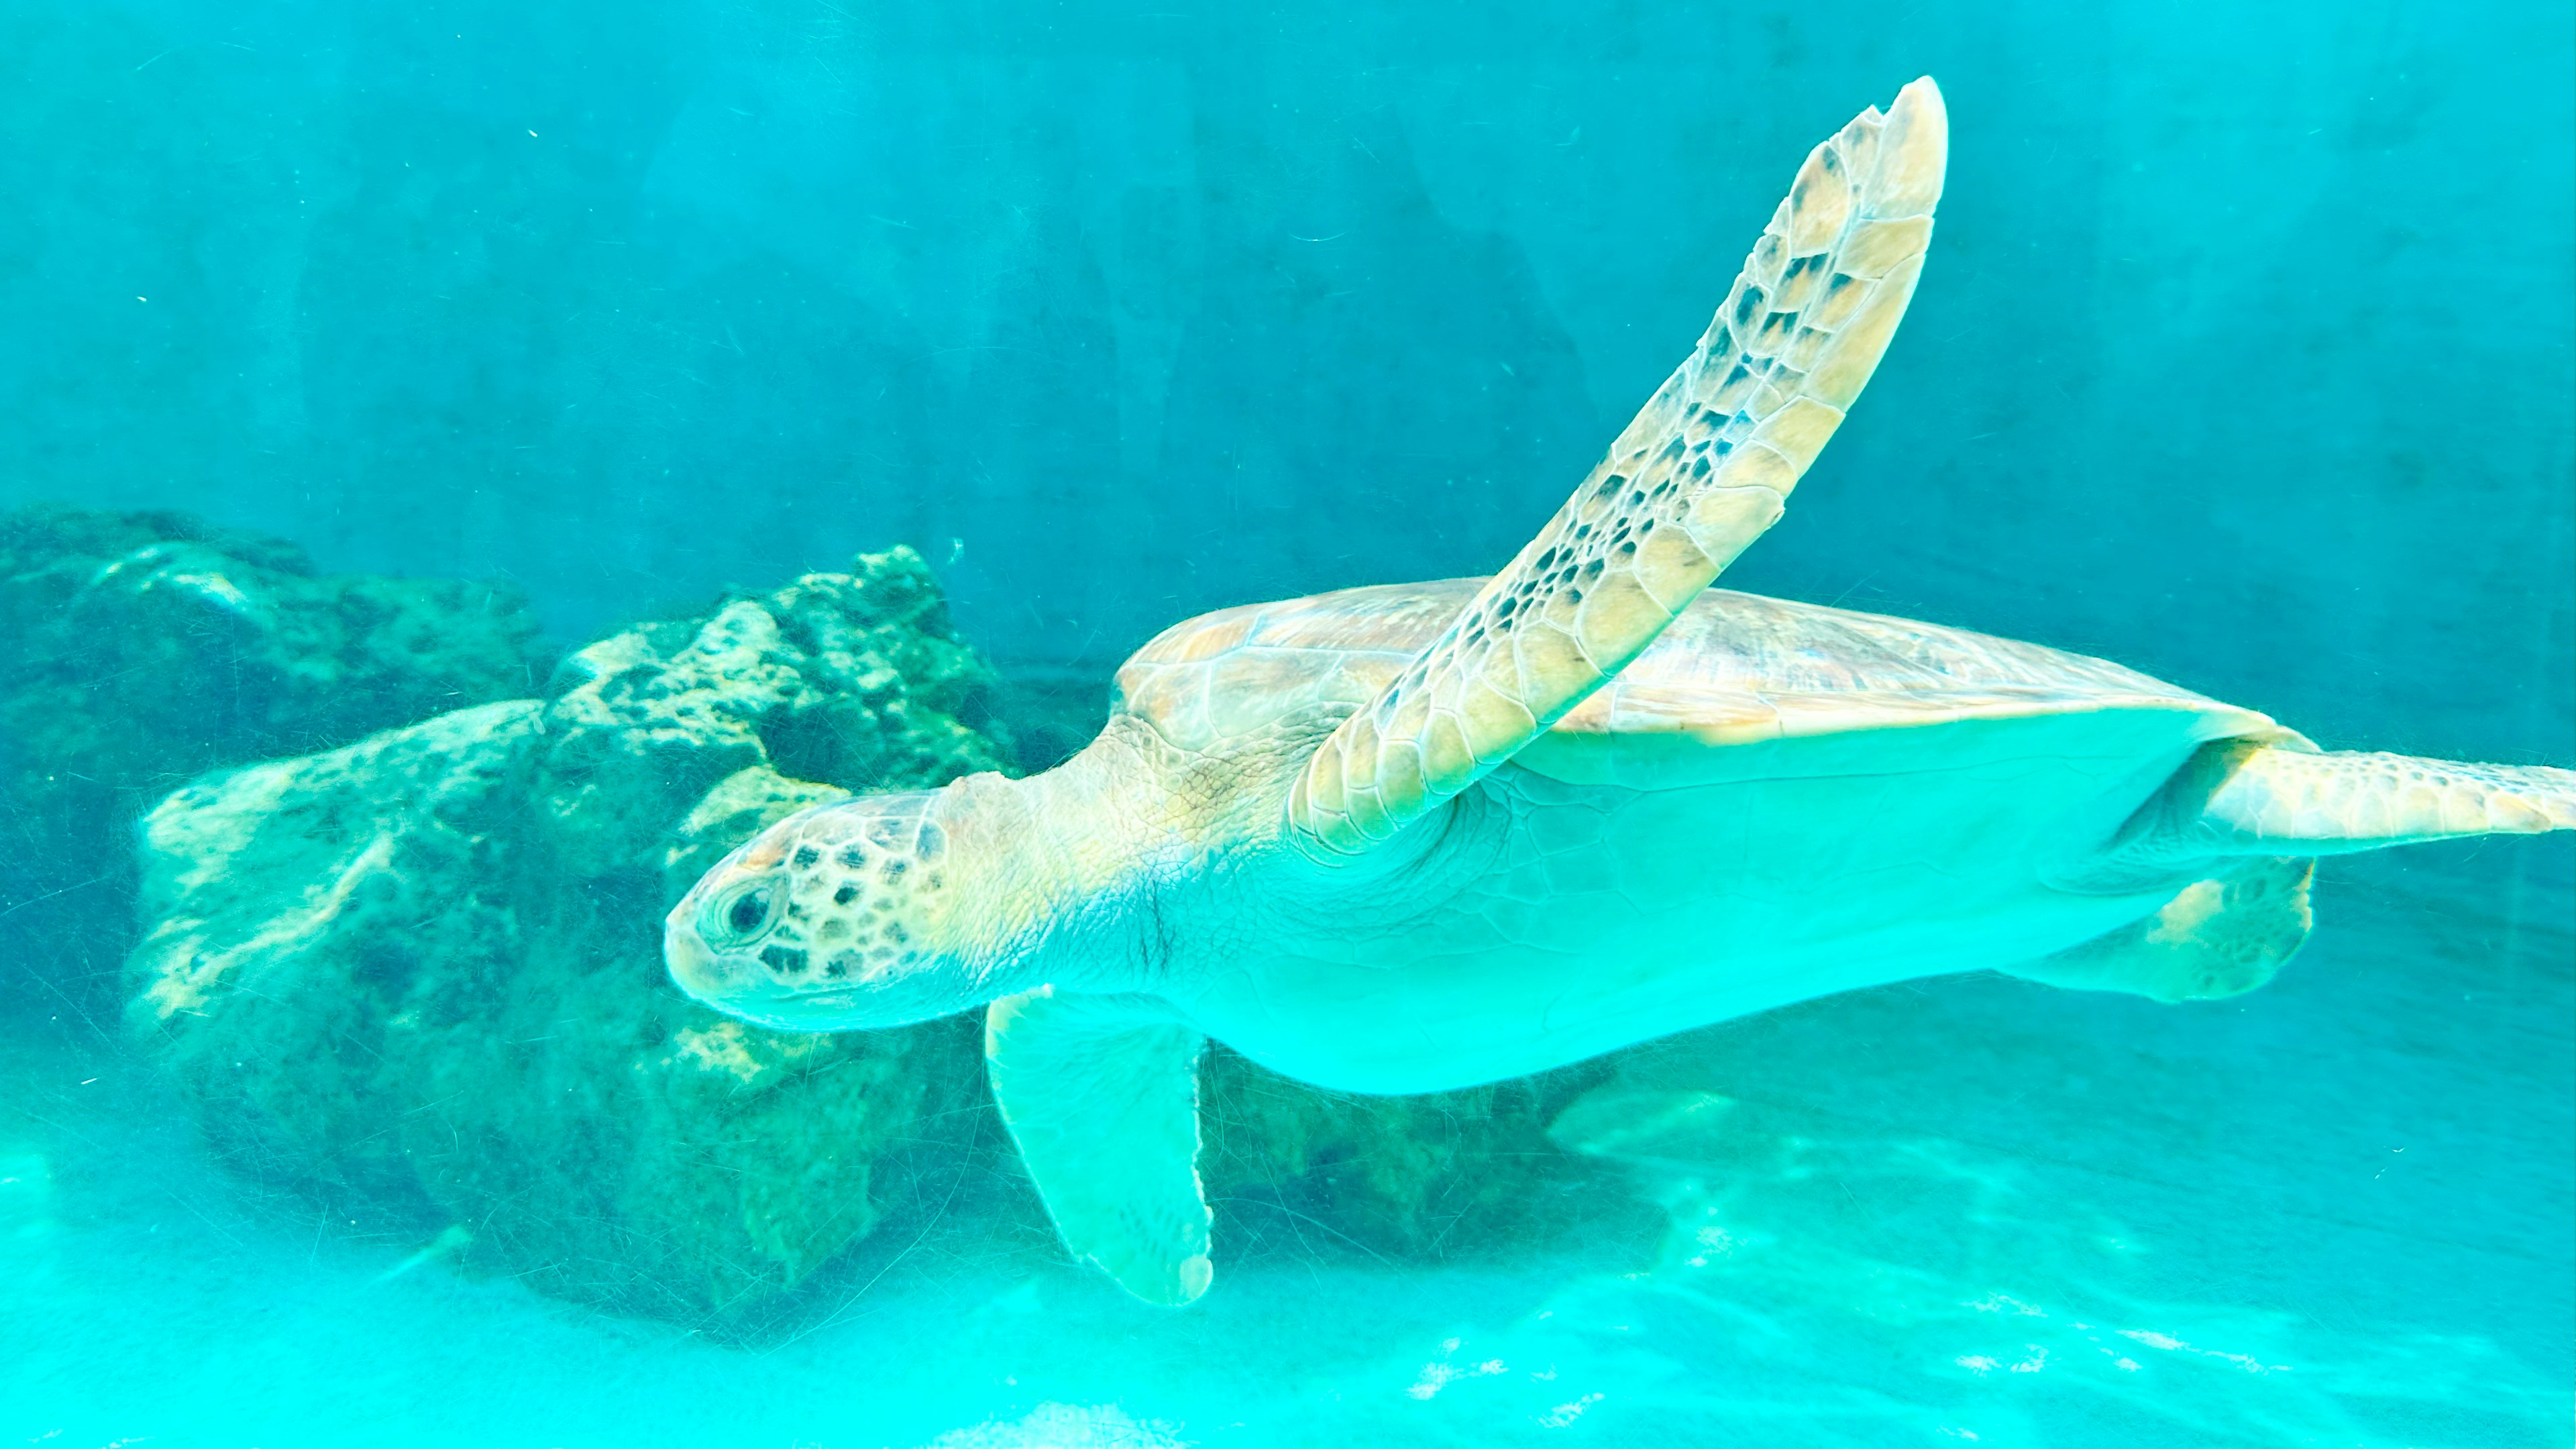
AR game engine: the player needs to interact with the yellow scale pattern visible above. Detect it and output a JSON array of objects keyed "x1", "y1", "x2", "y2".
[
  {"x1": 1291, "y1": 77, "x2": 1952, "y2": 856},
  {"x1": 2207, "y1": 748, "x2": 2576, "y2": 846}
]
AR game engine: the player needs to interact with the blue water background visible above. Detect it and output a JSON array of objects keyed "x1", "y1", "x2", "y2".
[{"x1": 2, "y1": 1, "x2": 2571, "y2": 1444}]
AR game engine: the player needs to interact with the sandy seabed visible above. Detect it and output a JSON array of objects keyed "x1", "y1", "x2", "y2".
[{"x1": 5, "y1": 845, "x2": 2569, "y2": 1449}]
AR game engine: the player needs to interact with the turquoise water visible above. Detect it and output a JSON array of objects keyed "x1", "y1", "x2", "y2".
[
  {"x1": 4, "y1": 0, "x2": 2572, "y2": 1444},
  {"x1": 8, "y1": 851, "x2": 2568, "y2": 1446}
]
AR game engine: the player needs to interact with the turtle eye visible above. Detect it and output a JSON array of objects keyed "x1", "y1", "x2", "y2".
[{"x1": 705, "y1": 881, "x2": 777, "y2": 947}]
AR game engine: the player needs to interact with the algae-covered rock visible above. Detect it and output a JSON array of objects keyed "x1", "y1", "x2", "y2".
[
  {"x1": 1, "y1": 505, "x2": 547, "y2": 1004},
  {"x1": 128, "y1": 545, "x2": 1615, "y2": 1321},
  {"x1": 129, "y1": 549, "x2": 1002, "y2": 1326},
  {"x1": 1201, "y1": 1046, "x2": 1615, "y2": 1261}
]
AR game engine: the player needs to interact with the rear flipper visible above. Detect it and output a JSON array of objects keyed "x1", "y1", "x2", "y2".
[
  {"x1": 2018, "y1": 739, "x2": 2571, "y2": 1004},
  {"x1": 2088, "y1": 739, "x2": 2575, "y2": 883},
  {"x1": 2005, "y1": 856, "x2": 2314, "y2": 1003},
  {"x1": 2169, "y1": 741, "x2": 2573, "y2": 854}
]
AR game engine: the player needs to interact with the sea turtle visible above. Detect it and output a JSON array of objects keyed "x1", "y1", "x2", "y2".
[{"x1": 664, "y1": 78, "x2": 2575, "y2": 1305}]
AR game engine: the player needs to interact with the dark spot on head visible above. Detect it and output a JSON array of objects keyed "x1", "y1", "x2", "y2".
[
  {"x1": 760, "y1": 944, "x2": 809, "y2": 976},
  {"x1": 833, "y1": 883, "x2": 859, "y2": 906},
  {"x1": 881, "y1": 859, "x2": 908, "y2": 883},
  {"x1": 884, "y1": 922, "x2": 910, "y2": 945},
  {"x1": 791, "y1": 846, "x2": 820, "y2": 869},
  {"x1": 823, "y1": 953, "x2": 856, "y2": 979},
  {"x1": 837, "y1": 845, "x2": 866, "y2": 869},
  {"x1": 916, "y1": 824, "x2": 946, "y2": 862}
]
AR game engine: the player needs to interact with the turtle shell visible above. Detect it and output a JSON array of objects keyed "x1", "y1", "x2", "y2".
[{"x1": 1112, "y1": 580, "x2": 2290, "y2": 784}]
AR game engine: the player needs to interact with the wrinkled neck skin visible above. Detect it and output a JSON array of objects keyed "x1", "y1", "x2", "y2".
[
  {"x1": 1003, "y1": 710, "x2": 1498, "y2": 1002},
  {"x1": 669, "y1": 708, "x2": 1487, "y2": 1032},
  {"x1": 941, "y1": 731, "x2": 1183, "y2": 1000}
]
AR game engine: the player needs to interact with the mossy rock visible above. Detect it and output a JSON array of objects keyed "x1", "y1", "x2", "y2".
[
  {"x1": 1200, "y1": 1046, "x2": 1616, "y2": 1263},
  {"x1": 129, "y1": 550, "x2": 1004, "y2": 1330},
  {"x1": 1, "y1": 504, "x2": 547, "y2": 1006}
]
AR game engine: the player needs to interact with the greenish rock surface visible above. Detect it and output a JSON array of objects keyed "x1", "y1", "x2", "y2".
[
  {"x1": 127, "y1": 550, "x2": 1004, "y2": 1327},
  {"x1": 1201, "y1": 1046, "x2": 1616, "y2": 1263},
  {"x1": 125, "y1": 545, "x2": 1615, "y2": 1324},
  {"x1": 1, "y1": 505, "x2": 547, "y2": 1003}
]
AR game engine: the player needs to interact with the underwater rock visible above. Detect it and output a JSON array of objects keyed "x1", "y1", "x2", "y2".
[
  {"x1": 127, "y1": 546, "x2": 1611, "y2": 1323},
  {"x1": 1199, "y1": 1046, "x2": 1616, "y2": 1263},
  {"x1": 0, "y1": 505, "x2": 547, "y2": 1006},
  {"x1": 128, "y1": 549, "x2": 1003, "y2": 1327}
]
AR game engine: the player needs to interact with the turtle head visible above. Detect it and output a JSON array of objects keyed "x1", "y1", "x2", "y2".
[{"x1": 665, "y1": 777, "x2": 1030, "y2": 1031}]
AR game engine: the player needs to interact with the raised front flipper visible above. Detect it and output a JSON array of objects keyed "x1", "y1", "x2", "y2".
[
  {"x1": 985, "y1": 987, "x2": 1213, "y2": 1305},
  {"x1": 1289, "y1": 78, "x2": 1949, "y2": 857}
]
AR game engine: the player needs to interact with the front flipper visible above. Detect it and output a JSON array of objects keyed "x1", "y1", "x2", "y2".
[
  {"x1": 985, "y1": 987, "x2": 1213, "y2": 1305},
  {"x1": 1289, "y1": 77, "x2": 1948, "y2": 856}
]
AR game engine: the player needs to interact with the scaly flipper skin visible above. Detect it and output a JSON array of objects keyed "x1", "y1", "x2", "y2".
[
  {"x1": 984, "y1": 987, "x2": 1214, "y2": 1306},
  {"x1": 2008, "y1": 857, "x2": 2316, "y2": 1004},
  {"x1": 1289, "y1": 77, "x2": 1949, "y2": 856},
  {"x1": 2011, "y1": 749, "x2": 2575, "y2": 1002},
  {"x1": 2097, "y1": 739, "x2": 2576, "y2": 875},
  {"x1": 2202, "y1": 747, "x2": 2576, "y2": 849}
]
